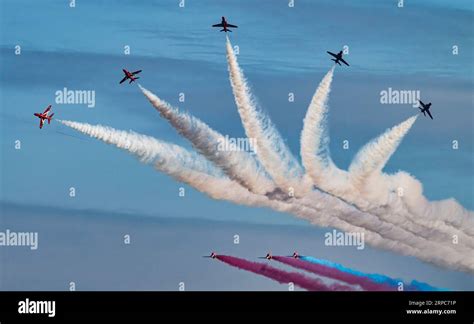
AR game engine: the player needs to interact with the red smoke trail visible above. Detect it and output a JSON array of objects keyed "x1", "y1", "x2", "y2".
[
  {"x1": 273, "y1": 256, "x2": 394, "y2": 291},
  {"x1": 216, "y1": 255, "x2": 353, "y2": 291}
]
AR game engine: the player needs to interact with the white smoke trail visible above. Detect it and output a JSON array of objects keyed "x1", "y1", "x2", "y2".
[
  {"x1": 226, "y1": 36, "x2": 313, "y2": 197},
  {"x1": 55, "y1": 120, "x2": 388, "y2": 233},
  {"x1": 300, "y1": 73, "x2": 474, "y2": 247},
  {"x1": 140, "y1": 54, "x2": 462, "y2": 261},
  {"x1": 138, "y1": 85, "x2": 276, "y2": 196},
  {"x1": 309, "y1": 190, "x2": 474, "y2": 270},
  {"x1": 58, "y1": 120, "x2": 220, "y2": 175},
  {"x1": 140, "y1": 80, "x2": 474, "y2": 259},
  {"x1": 58, "y1": 120, "x2": 272, "y2": 205},
  {"x1": 318, "y1": 116, "x2": 420, "y2": 205},
  {"x1": 350, "y1": 129, "x2": 474, "y2": 239},
  {"x1": 298, "y1": 194, "x2": 474, "y2": 272},
  {"x1": 298, "y1": 71, "x2": 471, "y2": 247},
  {"x1": 300, "y1": 67, "x2": 350, "y2": 189},
  {"x1": 349, "y1": 116, "x2": 418, "y2": 188},
  {"x1": 406, "y1": 194, "x2": 474, "y2": 237},
  {"x1": 346, "y1": 117, "x2": 474, "y2": 241},
  {"x1": 224, "y1": 37, "x2": 473, "y2": 267},
  {"x1": 224, "y1": 42, "x2": 407, "y2": 241},
  {"x1": 59, "y1": 120, "x2": 473, "y2": 272}
]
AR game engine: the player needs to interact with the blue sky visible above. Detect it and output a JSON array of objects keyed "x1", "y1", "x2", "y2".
[{"x1": 0, "y1": 0, "x2": 473, "y2": 290}]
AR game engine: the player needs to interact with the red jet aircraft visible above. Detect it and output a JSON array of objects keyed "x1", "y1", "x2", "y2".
[
  {"x1": 212, "y1": 16, "x2": 238, "y2": 33},
  {"x1": 34, "y1": 105, "x2": 54, "y2": 129},
  {"x1": 258, "y1": 252, "x2": 273, "y2": 260},
  {"x1": 119, "y1": 69, "x2": 142, "y2": 84},
  {"x1": 203, "y1": 252, "x2": 217, "y2": 259},
  {"x1": 290, "y1": 251, "x2": 299, "y2": 259}
]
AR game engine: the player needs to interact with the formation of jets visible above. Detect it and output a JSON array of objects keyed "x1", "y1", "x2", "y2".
[
  {"x1": 204, "y1": 251, "x2": 301, "y2": 260},
  {"x1": 34, "y1": 16, "x2": 435, "y2": 130}
]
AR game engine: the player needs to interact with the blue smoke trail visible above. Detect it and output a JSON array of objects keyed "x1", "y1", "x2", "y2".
[{"x1": 300, "y1": 256, "x2": 442, "y2": 291}]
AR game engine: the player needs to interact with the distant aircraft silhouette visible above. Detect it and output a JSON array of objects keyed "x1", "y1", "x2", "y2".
[
  {"x1": 327, "y1": 50, "x2": 349, "y2": 66},
  {"x1": 212, "y1": 17, "x2": 238, "y2": 33},
  {"x1": 418, "y1": 100, "x2": 433, "y2": 120}
]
